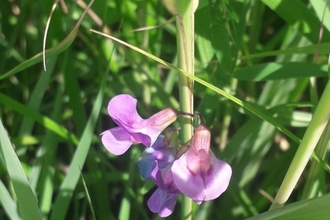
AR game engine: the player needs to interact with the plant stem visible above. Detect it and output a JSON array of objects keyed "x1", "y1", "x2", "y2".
[
  {"x1": 269, "y1": 79, "x2": 330, "y2": 210},
  {"x1": 174, "y1": 0, "x2": 198, "y2": 219},
  {"x1": 300, "y1": 119, "x2": 330, "y2": 199}
]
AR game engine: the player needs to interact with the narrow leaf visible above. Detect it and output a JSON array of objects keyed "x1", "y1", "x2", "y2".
[
  {"x1": 0, "y1": 119, "x2": 42, "y2": 220},
  {"x1": 0, "y1": 180, "x2": 21, "y2": 220}
]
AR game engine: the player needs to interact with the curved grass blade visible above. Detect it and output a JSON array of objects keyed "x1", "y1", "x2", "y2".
[
  {"x1": 90, "y1": 29, "x2": 300, "y2": 144},
  {"x1": 43, "y1": 0, "x2": 60, "y2": 71},
  {"x1": 0, "y1": 0, "x2": 95, "y2": 81},
  {"x1": 0, "y1": 119, "x2": 42, "y2": 220}
]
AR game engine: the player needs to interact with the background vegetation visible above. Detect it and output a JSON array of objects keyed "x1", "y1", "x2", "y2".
[{"x1": 0, "y1": 0, "x2": 330, "y2": 219}]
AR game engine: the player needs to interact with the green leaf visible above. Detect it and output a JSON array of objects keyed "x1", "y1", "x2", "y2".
[
  {"x1": 247, "y1": 193, "x2": 330, "y2": 220},
  {"x1": 208, "y1": 0, "x2": 233, "y2": 74},
  {"x1": 261, "y1": 0, "x2": 330, "y2": 43},
  {"x1": 310, "y1": 0, "x2": 330, "y2": 33},
  {"x1": 0, "y1": 119, "x2": 42, "y2": 220},
  {"x1": 234, "y1": 63, "x2": 328, "y2": 81},
  {"x1": 0, "y1": 180, "x2": 21, "y2": 220},
  {"x1": 195, "y1": 7, "x2": 214, "y2": 64}
]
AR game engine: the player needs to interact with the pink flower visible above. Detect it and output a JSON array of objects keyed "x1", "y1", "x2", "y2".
[
  {"x1": 101, "y1": 94, "x2": 178, "y2": 155},
  {"x1": 171, "y1": 124, "x2": 232, "y2": 203}
]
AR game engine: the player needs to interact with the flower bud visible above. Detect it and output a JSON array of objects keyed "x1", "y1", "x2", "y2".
[{"x1": 186, "y1": 124, "x2": 211, "y2": 173}]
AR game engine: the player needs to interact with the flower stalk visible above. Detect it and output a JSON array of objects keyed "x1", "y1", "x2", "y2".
[{"x1": 163, "y1": 0, "x2": 199, "y2": 218}]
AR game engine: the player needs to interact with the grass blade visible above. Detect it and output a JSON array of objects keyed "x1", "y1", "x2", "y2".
[
  {"x1": 0, "y1": 119, "x2": 42, "y2": 220},
  {"x1": 0, "y1": 179, "x2": 21, "y2": 220},
  {"x1": 90, "y1": 30, "x2": 300, "y2": 144}
]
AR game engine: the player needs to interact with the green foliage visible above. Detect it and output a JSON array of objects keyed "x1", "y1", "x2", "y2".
[{"x1": 0, "y1": 0, "x2": 329, "y2": 219}]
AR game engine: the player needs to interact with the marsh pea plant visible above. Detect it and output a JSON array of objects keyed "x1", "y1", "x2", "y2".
[{"x1": 101, "y1": 94, "x2": 232, "y2": 217}]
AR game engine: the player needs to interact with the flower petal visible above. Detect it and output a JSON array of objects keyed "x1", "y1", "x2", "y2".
[
  {"x1": 137, "y1": 136, "x2": 176, "y2": 179},
  {"x1": 129, "y1": 108, "x2": 178, "y2": 147},
  {"x1": 137, "y1": 148, "x2": 157, "y2": 179},
  {"x1": 130, "y1": 132, "x2": 153, "y2": 148},
  {"x1": 101, "y1": 127, "x2": 133, "y2": 155},
  {"x1": 200, "y1": 153, "x2": 232, "y2": 201},
  {"x1": 151, "y1": 160, "x2": 180, "y2": 194},
  {"x1": 108, "y1": 94, "x2": 143, "y2": 126},
  {"x1": 172, "y1": 151, "x2": 232, "y2": 202},
  {"x1": 147, "y1": 188, "x2": 177, "y2": 218}
]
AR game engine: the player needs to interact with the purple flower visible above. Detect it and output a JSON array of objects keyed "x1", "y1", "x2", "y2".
[
  {"x1": 148, "y1": 163, "x2": 180, "y2": 217},
  {"x1": 101, "y1": 94, "x2": 178, "y2": 155},
  {"x1": 147, "y1": 188, "x2": 177, "y2": 218},
  {"x1": 137, "y1": 135, "x2": 176, "y2": 179},
  {"x1": 151, "y1": 162, "x2": 180, "y2": 194},
  {"x1": 171, "y1": 124, "x2": 232, "y2": 203},
  {"x1": 137, "y1": 129, "x2": 180, "y2": 217}
]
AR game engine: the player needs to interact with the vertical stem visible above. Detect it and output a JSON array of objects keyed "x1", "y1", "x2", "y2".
[
  {"x1": 163, "y1": 0, "x2": 198, "y2": 218},
  {"x1": 176, "y1": 2, "x2": 195, "y2": 140},
  {"x1": 176, "y1": 1, "x2": 198, "y2": 219}
]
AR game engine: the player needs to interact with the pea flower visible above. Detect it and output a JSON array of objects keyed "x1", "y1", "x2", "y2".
[
  {"x1": 101, "y1": 94, "x2": 178, "y2": 155},
  {"x1": 138, "y1": 123, "x2": 232, "y2": 217},
  {"x1": 137, "y1": 129, "x2": 180, "y2": 217},
  {"x1": 137, "y1": 134, "x2": 176, "y2": 179},
  {"x1": 148, "y1": 164, "x2": 180, "y2": 217},
  {"x1": 171, "y1": 124, "x2": 232, "y2": 203},
  {"x1": 147, "y1": 189, "x2": 177, "y2": 217}
]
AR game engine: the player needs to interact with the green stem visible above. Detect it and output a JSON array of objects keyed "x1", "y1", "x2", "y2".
[
  {"x1": 301, "y1": 119, "x2": 330, "y2": 199},
  {"x1": 269, "y1": 79, "x2": 330, "y2": 210},
  {"x1": 173, "y1": 0, "x2": 198, "y2": 219}
]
